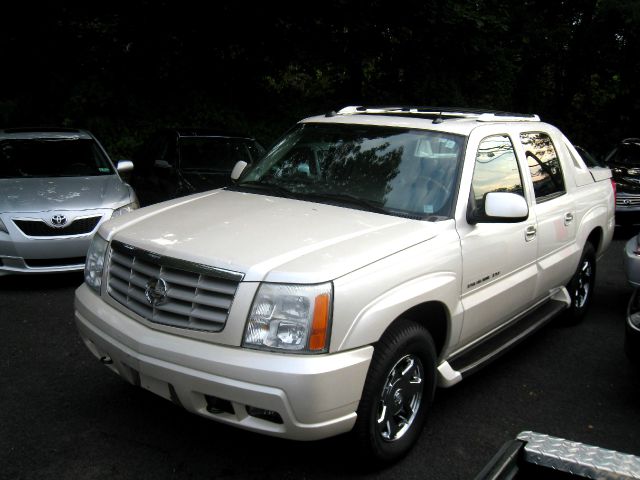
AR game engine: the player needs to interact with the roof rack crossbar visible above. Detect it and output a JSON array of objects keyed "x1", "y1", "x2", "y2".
[{"x1": 336, "y1": 105, "x2": 540, "y2": 122}]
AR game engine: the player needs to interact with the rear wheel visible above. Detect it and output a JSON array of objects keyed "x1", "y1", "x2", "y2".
[
  {"x1": 564, "y1": 242, "x2": 596, "y2": 324},
  {"x1": 353, "y1": 319, "x2": 436, "y2": 465}
]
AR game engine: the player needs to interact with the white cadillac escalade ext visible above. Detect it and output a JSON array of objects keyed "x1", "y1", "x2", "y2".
[{"x1": 75, "y1": 107, "x2": 615, "y2": 463}]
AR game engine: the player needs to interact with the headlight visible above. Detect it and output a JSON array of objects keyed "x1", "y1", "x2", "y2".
[
  {"x1": 84, "y1": 234, "x2": 108, "y2": 293},
  {"x1": 243, "y1": 283, "x2": 332, "y2": 353},
  {"x1": 0, "y1": 217, "x2": 8, "y2": 234},
  {"x1": 112, "y1": 200, "x2": 139, "y2": 218}
]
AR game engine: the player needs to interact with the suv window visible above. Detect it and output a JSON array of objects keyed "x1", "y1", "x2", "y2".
[
  {"x1": 471, "y1": 135, "x2": 524, "y2": 211},
  {"x1": 520, "y1": 132, "x2": 565, "y2": 202}
]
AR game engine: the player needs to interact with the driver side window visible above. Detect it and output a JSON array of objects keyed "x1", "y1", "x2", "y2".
[{"x1": 471, "y1": 135, "x2": 524, "y2": 212}]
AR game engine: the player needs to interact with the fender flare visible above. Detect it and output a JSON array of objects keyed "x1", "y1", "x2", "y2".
[{"x1": 337, "y1": 271, "x2": 463, "y2": 352}]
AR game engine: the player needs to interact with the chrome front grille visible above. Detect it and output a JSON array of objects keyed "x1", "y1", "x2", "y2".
[
  {"x1": 616, "y1": 196, "x2": 640, "y2": 206},
  {"x1": 107, "y1": 241, "x2": 243, "y2": 332}
]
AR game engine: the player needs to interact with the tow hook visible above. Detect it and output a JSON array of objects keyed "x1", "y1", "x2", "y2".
[{"x1": 100, "y1": 355, "x2": 113, "y2": 365}]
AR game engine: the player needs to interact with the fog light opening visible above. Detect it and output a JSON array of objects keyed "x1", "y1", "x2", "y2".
[
  {"x1": 246, "y1": 406, "x2": 283, "y2": 424},
  {"x1": 205, "y1": 395, "x2": 235, "y2": 415}
]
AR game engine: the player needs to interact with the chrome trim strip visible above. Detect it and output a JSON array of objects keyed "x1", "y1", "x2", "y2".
[{"x1": 111, "y1": 240, "x2": 245, "y2": 282}]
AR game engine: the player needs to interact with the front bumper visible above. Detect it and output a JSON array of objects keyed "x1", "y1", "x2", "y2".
[
  {"x1": 74, "y1": 284, "x2": 373, "y2": 440},
  {"x1": 0, "y1": 209, "x2": 113, "y2": 275}
]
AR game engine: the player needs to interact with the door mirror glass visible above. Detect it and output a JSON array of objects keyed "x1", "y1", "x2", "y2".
[
  {"x1": 231, "y1": 160, "x2": 248, "y2": 180},
  {"x1": 480, "y1": 192, "x2": 529, "y2": 222}
]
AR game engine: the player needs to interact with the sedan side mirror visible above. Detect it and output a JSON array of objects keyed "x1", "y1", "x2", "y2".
[
  {"x1": 117, "y1": 160, "x2": 134, "y2": 173},
  {"x1": 231, "y1": 160, "x2": 248, "y2": 181}
]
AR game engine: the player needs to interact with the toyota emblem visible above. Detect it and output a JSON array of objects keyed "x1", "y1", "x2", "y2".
[
  {"x1": 51, "y1": 214, "x2": 67, "y2": 227},
  {"x1": 145, "y1": 278, "x2": 169, "y2": 307}
]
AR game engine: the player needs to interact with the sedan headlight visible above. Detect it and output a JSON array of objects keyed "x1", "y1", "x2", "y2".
[
  {"x1": 84, "y1": 234, "x2": 108, "y2": 293},
  {"x1": 112, "y1": 200, "x2": 139, "y2": 218},
  {"x1": 243, "y1": 283, "x2": 332, "y2": 353}
]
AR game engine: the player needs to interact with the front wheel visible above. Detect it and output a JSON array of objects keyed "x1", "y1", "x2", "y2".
[
  {"x1": 564, "y1": 242, "x2": 596, "y2": 324},
  {"x1": 352, "y1": 319, "x2": 437, "y2": 465}
]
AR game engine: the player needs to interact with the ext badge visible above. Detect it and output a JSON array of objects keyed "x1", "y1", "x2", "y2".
[
  {"x1": 51, "y1": 214, "x2": 67, "y2": 227},
  {"x1": 145, "y1": 278, "x2": 169, "y2": 307}
]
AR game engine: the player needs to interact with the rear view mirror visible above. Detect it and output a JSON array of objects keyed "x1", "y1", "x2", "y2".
[{"x1": 231, "y1": 160, "x2": 248, "y2": 181}]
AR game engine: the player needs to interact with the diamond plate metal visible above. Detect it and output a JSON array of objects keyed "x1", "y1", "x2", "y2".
[{"x1": 518, "y1": 431, "x2": 640, "y2": 479}]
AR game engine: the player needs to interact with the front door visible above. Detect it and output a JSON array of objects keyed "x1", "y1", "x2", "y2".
[{"x1": 458, "y1": 133, "x2": 538, "y2": 346}]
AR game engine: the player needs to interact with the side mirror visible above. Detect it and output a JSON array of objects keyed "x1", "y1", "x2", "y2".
[
  {"x1": 231, "y1": 160, "x2": 248, "y2": 181},
  {"x1": 468, "y1": 192, "x2": 529, "y2": 224},
  {"x1": 117, "y1": 160, "x2": 134, "y2": 173},
  {"x1": 154, "y1": 159, "x2": 172, "y2": 169}
]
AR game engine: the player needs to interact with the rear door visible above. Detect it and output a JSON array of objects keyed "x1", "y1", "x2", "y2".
[{"x1": 518, "y1": 130, "x2": 577, "y2": 298}]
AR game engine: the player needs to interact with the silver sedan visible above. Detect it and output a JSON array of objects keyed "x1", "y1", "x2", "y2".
[{"x1": 0, "y1": 128, "x2": 138, "y2": 275}]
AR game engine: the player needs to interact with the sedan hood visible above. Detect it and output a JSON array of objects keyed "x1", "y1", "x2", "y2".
[
  {"x1": 0, "y1": 175, "x2": 131, "y2": 212},
  {"x1": 103, "y1": 189, "x2": 447, "y2": 283}
]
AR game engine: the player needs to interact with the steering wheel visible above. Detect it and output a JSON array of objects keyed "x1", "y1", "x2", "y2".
[{"x1": 423, "y1": 180, "x2": 451, "y2": 213}]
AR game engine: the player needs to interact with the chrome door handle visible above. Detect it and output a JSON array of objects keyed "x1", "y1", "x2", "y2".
[
  {"x1": 525, "y1": 225, "x2": 537, "y2": 242},
  {"x1": 564, "y1": 212, "x2": 574, "y2": 225}
]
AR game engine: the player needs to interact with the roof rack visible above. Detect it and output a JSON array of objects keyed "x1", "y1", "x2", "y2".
[
  {"x1": 333, "y1": 106, "x2": 540, "y2": 122},
  {"x1": 3, "y1": 127, "x2": 82, "y2": 134}
]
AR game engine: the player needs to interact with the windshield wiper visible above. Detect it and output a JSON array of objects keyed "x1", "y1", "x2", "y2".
[
  {"x1": 305, "y1": 192, "x2": 390, "y2": 214},
  {"x1": 233, "y1": 180, "x2": 298, "y2": 198}
]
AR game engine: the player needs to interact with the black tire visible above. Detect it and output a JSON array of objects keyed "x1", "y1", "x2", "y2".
[
  {"x1": 352, "y1": 318, "x2": 437, "y2": 465},
  {"x1": 563, "y1": 242, "x2": 596, "y2": 324}
]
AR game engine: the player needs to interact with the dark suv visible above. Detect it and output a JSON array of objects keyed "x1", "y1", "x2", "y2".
[
  {"x1": 131, "y1": 128, "x2": 265, "y2": 206},
  {"x1": 605, "y1": 138, "x2": 640, "y2": 221}
]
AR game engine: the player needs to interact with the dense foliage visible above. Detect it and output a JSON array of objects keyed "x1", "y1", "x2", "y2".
[{"x1": 2, "y1": 0, "x2": 639, "y2": 158}]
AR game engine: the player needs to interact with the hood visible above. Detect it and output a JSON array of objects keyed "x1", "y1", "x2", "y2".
[
  {"x1": 103, "y1": 189, "x2": 448, "y2": 283},
  {"x1": 0, "y1": 175, "x2": 132, "y2": 212}
]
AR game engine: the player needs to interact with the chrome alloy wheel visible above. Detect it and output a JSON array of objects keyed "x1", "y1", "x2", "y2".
[
  {"x1": 574, "y1": 258, "x2": 593, "y2": 309},
  {"x1": 376, "y1": 354, "x2": 424, "y2": 442}
]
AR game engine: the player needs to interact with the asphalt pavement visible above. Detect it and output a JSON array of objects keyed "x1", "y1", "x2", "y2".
[{"x1": 1, "y1": 229, "x2": 639, "y2": 480}]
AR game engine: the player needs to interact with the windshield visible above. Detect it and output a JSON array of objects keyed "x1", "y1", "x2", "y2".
[
  {"x1": 606, "y1": 143, "x2": 640, "y2": 166},
  {"x1": 179, "y1": 137, "x2": 253, "y2": 171},
  {"x1": 236, "y1": 123, "x2": 464, "y2": 219},
  {"x1": 0, "y1": 138, "x2": 114, "y2": 178}
]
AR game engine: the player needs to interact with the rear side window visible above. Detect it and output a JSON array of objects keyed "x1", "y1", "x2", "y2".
[
  {"x1": 471, "y1": 135, "x2": 524, "y2": 212},
  {"x1": 520, "y1": 132, "x2": 565, "y2": 202}
]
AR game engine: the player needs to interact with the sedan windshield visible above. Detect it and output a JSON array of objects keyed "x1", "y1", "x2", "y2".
[
  {"x1": 236, "y1": 123, "x2": 463, "y2": 219},
  {"x1": 0, "y1": 138, "x2": 114, "y2": 178}
]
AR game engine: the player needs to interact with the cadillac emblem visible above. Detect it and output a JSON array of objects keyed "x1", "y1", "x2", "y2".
[{"x1": 145, "y1": 278, "x2": 169, "y2": 306}]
